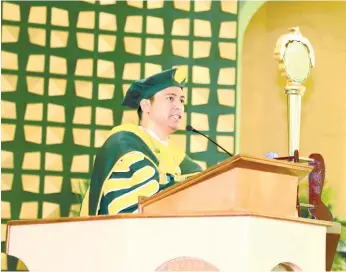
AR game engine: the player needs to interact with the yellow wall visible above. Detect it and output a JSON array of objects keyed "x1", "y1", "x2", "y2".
[{"x1": 240, "y1": 1, "x2": 346, "y2": 217}]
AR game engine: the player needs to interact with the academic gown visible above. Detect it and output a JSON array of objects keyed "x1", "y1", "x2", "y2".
[{"x1": 80, "y1": 124, "x2": 202, "y2": 216}]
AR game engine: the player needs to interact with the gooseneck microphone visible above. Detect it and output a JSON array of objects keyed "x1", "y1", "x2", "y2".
[{"x1": 186, "y1": 125, "x2": 233, "y2": 157}]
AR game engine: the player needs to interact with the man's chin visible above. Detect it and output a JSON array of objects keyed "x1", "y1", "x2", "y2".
[{"x1": 167, "y1": 123, "x2": 180, "y2": 133}]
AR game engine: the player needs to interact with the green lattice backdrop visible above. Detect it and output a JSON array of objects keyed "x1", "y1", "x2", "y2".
[{"x1": 1, "y1": 0, "x2": 238, "y2": 270}]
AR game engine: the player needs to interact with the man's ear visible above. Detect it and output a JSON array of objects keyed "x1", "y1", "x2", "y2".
[{"x1": 139, "y1": 99, "x2": 151, "y2": 113}]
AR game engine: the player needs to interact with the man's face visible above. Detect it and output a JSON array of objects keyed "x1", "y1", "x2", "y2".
[{"x1": 147, "y1": 86, "x2": 185, "y2": 133}]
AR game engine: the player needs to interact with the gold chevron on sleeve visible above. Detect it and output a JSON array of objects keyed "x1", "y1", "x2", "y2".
[
  {"x1": 108, "y1": 179, "x2": 159, "y2": 214},
  {"x1": 112, "y1": 151, "x2": 145, "y2": 173},
  {"x1": 103, "y1": 165, "x2": 156, "y2": 195}
]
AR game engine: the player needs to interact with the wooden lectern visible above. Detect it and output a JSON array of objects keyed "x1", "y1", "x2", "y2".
[
  {"x1": 6, "y1": 155, "x2": 339, "y2": 272},
  {"x1": 138, "y1": 154, "x2": 311, "y2": 216}
]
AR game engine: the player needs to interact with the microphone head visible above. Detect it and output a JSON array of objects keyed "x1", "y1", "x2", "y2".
[{"x1": 186, "y1": 125, "x2": 193, "y2": 132}]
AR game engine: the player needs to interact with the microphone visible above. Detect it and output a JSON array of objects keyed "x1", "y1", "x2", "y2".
[{"x1": 186, "y1": 125, "x2": 233, "y2": 157}]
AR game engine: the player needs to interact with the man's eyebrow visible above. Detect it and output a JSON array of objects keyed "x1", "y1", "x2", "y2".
[{"x1": 166, "y1": 93, "x2": 186, "y2": 99}]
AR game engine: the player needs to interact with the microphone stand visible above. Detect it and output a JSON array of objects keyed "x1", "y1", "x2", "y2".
[{"x1": 186, "y1": 126, "x2": 233, "y2": 157}]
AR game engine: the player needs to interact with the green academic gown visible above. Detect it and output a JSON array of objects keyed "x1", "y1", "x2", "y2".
[{"x1": 80, "y1": 124, "x2": 202, "y2": 216}]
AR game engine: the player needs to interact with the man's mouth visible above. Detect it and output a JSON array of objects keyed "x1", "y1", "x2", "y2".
[{"x1": 170, "y1": 114, "x2": 181, "y2": 120}]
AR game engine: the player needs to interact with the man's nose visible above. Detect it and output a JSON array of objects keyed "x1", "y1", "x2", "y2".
[{"x1": 173, "y1": 100, "x2": 183, "y2": 110}]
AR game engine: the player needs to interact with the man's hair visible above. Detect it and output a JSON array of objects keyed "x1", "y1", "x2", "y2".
[
  {"x1": 137, "y1": 107, "x2": 143, "y2": 120},
  {"x1": 137, "y1": 96, "x2": 155, "y2": 121}
]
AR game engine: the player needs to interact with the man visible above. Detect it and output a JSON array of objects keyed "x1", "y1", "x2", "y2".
[{"x1": 80, "y1": 67, "x2": 203, "y2": 216}]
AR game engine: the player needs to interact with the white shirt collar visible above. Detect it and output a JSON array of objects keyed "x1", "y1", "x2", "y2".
[{"x1": 139, "y1": 126, "x2": 168, "y2": 146}]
